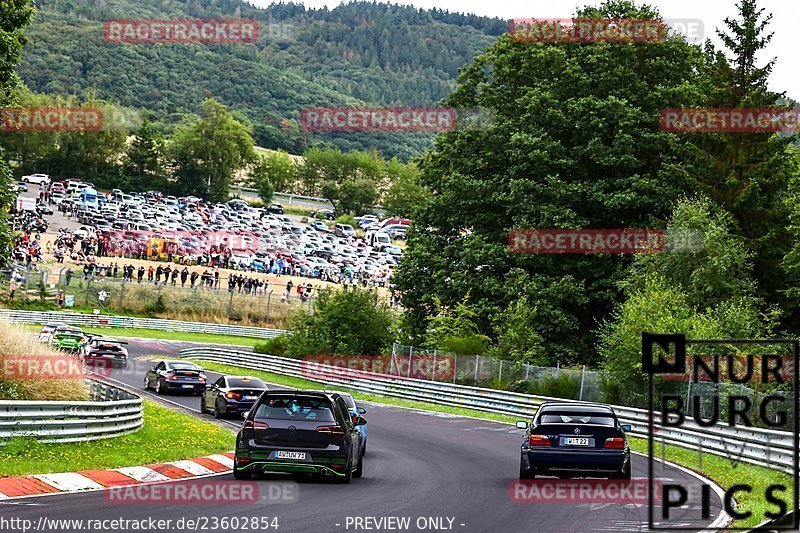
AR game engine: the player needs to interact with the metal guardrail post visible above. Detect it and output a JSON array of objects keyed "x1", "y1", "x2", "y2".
[
  {"x1": 473, "y1": 354, "x2": 479, "y2": 386},
  {"x1": 579, "y1": 365, "x2": 586, "y2": 401}
]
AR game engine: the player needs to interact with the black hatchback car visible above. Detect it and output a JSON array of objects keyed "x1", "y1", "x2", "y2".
[
  {"x1": 234, "y1": 390, "x2": 365, "y2": 483},
  {"x1": 144, "y1": 360, "x2": 207, "y2": 395},
  {"x1": 201, "y1": 375, "x2": 268, "y2": 419},
  {"x1": 517, "y1": 402, "x2": 631, "y2": 480}
]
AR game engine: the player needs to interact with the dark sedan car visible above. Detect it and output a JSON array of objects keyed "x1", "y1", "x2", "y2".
[
  {"x1": 144, "y1": 360, "x2": 207, "y2": 395},
  {"x1": 266, "y1": 203, "x2": 284, "y2": 214},
  {"x1": 517, "y1": 402, "x2": 631, "y2": 480},
  {"x1": 234, "y1": 390, "x2": 365, "y2": 483},
  {"x1": 201, "y1": 375, "x2": 268, "y2": 419}
]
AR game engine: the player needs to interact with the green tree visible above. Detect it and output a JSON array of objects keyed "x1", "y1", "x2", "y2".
[
  {"x1": 426, "y1": 297, "x2": 490, "y2": 356},
  {"x1": 487, "y1": 297, "x2": 545, "y2": 364},
  {"x1": 249, "y1": 150, "x2": 297, "y2": 192},
  {"x1": 678, "y1": 0, "x2": 795, "y2": 318},
  {"x1": 621, "y1": 197, "x2": 756, "y2": 308},
  {"x1": 169, "y1": 99, "x2": 256, "y2": 201},
  {"x1": 285, "y1": 287, "x2": 394, "y2": 357},
  {"x1": 382, "y1": 160, "x2": 427, "y2": 217},
  {"x1": 0, "y1": 0, "x2": 35, "y2": 267},
  {"x1": 257, "y1": 175, "x2": 274, "y2": 205},
  {"x1": 599, "y1": 274, "x2": 776, "y2": 406},
  {"x1": 121, "y1": 120, "x2": 167, "y2": 192},
  {"x1": 394, "y1": 0, "x2": 708, "y2": 361}
]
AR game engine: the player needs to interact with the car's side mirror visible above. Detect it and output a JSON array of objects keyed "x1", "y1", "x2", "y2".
[
  {"x1": 206, "y1": 384, "x2": 214, "y2": 390},
  {"x1": 354, "y1": 416, "x2": 368, "y2": 426},
  {"x1": 621, "y1": 424, "x2": 632, "y2": 432},
  {"x1": 358, "y1": 407, "x2": 366, "y2": 415},
  {"x1": 516, "y1": 421, "x2": 529, "y2": 429}
]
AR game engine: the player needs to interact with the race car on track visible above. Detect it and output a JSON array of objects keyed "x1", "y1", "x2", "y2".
[
  {"x1": 49, "y1": 325, "x2": 86, "y2": 352},
  {"x1": 517, "y1": 402, "x2": 631, "y2": 480},
  {"x1": 37, "y1": 322, "x2": 67, "y2": 343},
  {"x1": 144, "y1": 360, "x2": 207, "y2": 395},
  {"x1": 200, "y1": 375, "x2": 268, "y2": 419},
  {"x1": 80, "y1": 336, "x2": 128, "y2": 368},
  {"x1": 234, "y1": 390, "x2": 366, "y2": 483}
]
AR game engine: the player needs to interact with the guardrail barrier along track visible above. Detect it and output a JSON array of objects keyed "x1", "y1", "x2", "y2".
[
  {"x1": 0, "y1": 309, "x2": 286, "y2": 339},
  {"x1": 0, "y1": 379, "x2": 143, "y2": 443},
  {"x1": 179, "y1": 347, "x2": 795, "y2": 474}
]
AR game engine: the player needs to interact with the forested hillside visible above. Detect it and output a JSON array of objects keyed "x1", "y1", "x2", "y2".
[{"x1": 19, "y1": 0, "x2": 506, "y2": 159}]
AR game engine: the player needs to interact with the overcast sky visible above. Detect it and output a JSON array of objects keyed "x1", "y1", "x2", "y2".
[{"x1": 248, "y1": 0, "x2": 797, "y2": 98}]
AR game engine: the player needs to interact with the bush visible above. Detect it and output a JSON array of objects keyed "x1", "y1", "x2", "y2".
[
  {"x1": 335, "y1": 213, "x2": 358, "y2": 228},
  {"x1": 285, "y1": 287, "x2": 393, "y2": 357},
  {"x1": 254, "y1": 334, "x2": 289, "y2": 356}
]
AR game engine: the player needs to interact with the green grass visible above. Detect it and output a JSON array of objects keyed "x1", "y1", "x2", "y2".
[
  {"x1": 189, "y1": 358, "x2": 791, "y2": 529},
  {"x1": 627, "y1": 437, "x2": 794, "y2": 529},
  {"x1": 18, "y1": 323, "x2": 260, "y2": 347},
  {"x1": 0, "y1": 401, "x2": 235, "y2": 477}
]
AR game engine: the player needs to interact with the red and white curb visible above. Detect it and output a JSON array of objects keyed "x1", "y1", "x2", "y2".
[{"x1": 0, "y1": 452, "x2": 234, "y2": 499}]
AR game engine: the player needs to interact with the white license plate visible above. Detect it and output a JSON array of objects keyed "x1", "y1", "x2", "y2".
[
  {"x1": 275, "y1": 451, "x2": 306, "y2": 460},
  {"x1": 244, "y1": 396, "x2": 259, "y2": 401},
  {"x1": 564, "y1": 437, "x2": 589, "y2": 446},
  {"x1": 180, "y1": 384, "x2": 194, "y2": 388}
]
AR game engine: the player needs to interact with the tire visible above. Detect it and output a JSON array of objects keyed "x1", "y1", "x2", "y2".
[
  {"x1": 353, "y1": 452, "x2": 363, "y2": 479},
  {"x1": 155, "y1": 379, "x2": 164, "y2": 394},
  {"x1": 336, "y1": 458, "x2": 353, "y2": 484},
  {"x1": 22, "y1": 177, "x2": 28, "y2": 183},
  {"x1": 519, "y1": 458, "x2": 535, "y2": 480},
  {"x1": 143, "y1": 376, "x2": 150, "y2": 390},
  {"x1": 200, "y1": 396, "x2": 207, "y2": 414},
  {"x1": 213, "y1": 400, "x2": 223, "y2": 419},
  {"x1": 233, "y1": 468, "x2": 249, "y2": 480}
]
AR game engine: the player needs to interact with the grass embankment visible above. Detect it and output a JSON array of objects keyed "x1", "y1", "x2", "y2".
[
  {"x1": 0, "y1": 401, "x2": 235, "y2": 477},
  {"x1": 188, "y1": 358, "x2": 791, "y2": 529},
  {"x1": 0, "y1": 323, "x2": 86, "y2": 401},
  {"x1": 17, "y1": 323, "x2": 261, "y2": 347}
]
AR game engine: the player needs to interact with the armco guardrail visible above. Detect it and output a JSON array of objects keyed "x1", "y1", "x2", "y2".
[
  {"x1": 0, "y1": 379, "x2": 143, "y2": 443},
  {"x1": 0, "y1": 309, "x2": 286, "y2": 339},
  {"x1": 179, "y1": 347, "x2": 795, "y2": 474}
]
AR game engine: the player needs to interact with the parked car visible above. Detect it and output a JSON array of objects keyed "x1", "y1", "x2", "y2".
[
  {"x1": 266, "y1": 203, "x2": 285, "y2": 215},
  {"x1": 517, "y1": 402, "x2": 631, "y2": 480},
  {"x1": 334, "y1": 223, "x2": 356, "y2": 238},
  {"x1": 201, "y1": 375, "x2": 268, "y2": 419},
  {"x1": 20, "y1": 173, "x2": 50, "y2": 186},
  {"x1": 144, "y1": 360, "x2": 207, "y2": 395},
  {"x1": 234, "y1": 390, "x2": 366, "y2": 482},
  {"x1": 12, "y1": 182, "x2": 28, "y2": 193}
]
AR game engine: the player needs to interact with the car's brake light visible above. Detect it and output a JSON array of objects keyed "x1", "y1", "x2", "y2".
[
  {"x1": 604, "y1": 438, "x2": 626, "y2": 449},
  {"x1": 243, "y1": 420, "x2": 269, "y2": 430},
  {"x1": 316, "y1": 425, "x2": 345, "y2": 435},
  {"x1": 226, "y1": 391, "x2": 242, "y2": 400},
  {"x1": 529, "y1": 434, "x2": 550, "y2": 446}
]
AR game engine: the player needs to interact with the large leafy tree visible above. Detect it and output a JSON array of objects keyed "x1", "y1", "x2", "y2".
[
  {"x1": 677, "y1": 0, "x2": 795, "y2": 322},
  {"x1": 0, "y1": 0, "x2": 35, "y2": 267},
  {"x1": 121, "y1": 119, "x2": 167, "y2": 192},
  {"x1": 394, "y1": 0, "x2": 708, "y2": 362},
  {"x1": 169, "y1": 99, "x2": 256, "y2": 202}
]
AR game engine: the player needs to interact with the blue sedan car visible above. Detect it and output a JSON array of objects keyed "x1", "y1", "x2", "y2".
[
  {"x1": 517, "y1": 402, "x2": 631, "y2": 479},
  {"x1": 339, "y1": 392, "x2": 368, "y2": 454}
]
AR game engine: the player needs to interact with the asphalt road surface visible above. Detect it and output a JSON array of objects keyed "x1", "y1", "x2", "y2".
[{"x1": 0, "y1": 339, "x2": 724, "y2": 533}]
